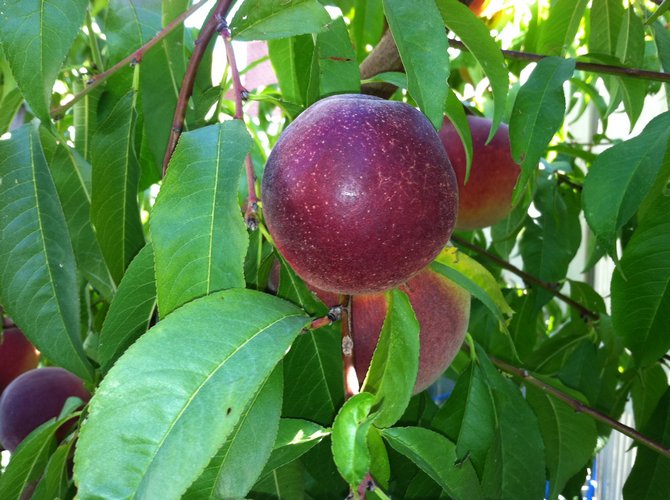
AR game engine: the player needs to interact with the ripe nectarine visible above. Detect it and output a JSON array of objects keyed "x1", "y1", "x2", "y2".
[
  {"x1": 262, "y1": 94, "x2": 458, "y2": 295},
  {"x1": 439, "y1": 115, "x2": 520, "y2": 230}
]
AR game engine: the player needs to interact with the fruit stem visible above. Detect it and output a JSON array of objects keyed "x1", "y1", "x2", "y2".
[
  {"x1": 451, "y1": 234, "x2": 600, "y2": 321},
  {"x1": 50, "y1": 0, "x2": 212, "y2": 120},
  {"x1": 217, "y1": 17, "x2": 259, "y2": 230},
  {"x1": 487, "y1": 351, "x2": 670, "y2": 460},
  {"x1": 162, "y1": 0, "x2": 235, "y2": 176},
  {"x1": 340, "y1": 295, "x2": 360, "y2": 399}
]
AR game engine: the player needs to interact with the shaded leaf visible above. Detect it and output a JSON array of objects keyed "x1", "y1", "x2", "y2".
[
  {"x1": 261, "y1": 419, "x2": 329, "y2": 477},
  {"x1": 362, "y1": 289, "x2": 419, "y2": 428},
  {"x1": 90, "y1": 92, "x2": 145, "y2": 285},
  {"x1": 537, "y1": 0, "x2": 589, "y2": 56},
  {"x1": 0, "y1": 125, "x2": 92, "y2": 380},
  {"x1": 0, "y1": 0, "x2": 87, "y2": 121},
  {"x1": 317, "y1": 17, "x2": 360, "y2": 96},
  {"x1": 351, "y1": 0, "x2": 384, "y2": 62},
  {"x1": 383, "y1": 0, "x2": 449, "y2": 129},
  {"x1": 98, "y1": 243, "x2": 156, "y2": 373},
  {"x1": 32, "y1": 440, "x2": 75, "y2": 500},
  {"x1": 589, "y1": 0, "x2": 624, "y2": 56},
  {"x1": 0, "y1": 88, "x2": 22, "y2": 135},
  {"x1": 444, "y1": 89, "x2": 473, "y2": 179},
  {"x1": 151, "y1": 121, "x2": 252, "y2": 317},
  {"x1": 75, "y1": 289, "x2": 309, "y2": 499},
  {"x1": 632, "y1": 364, "x2": 668, "y2": 432},
  {"x1": 382, "y1": 427, "x2": 483, "y2": 499},
  {"x1": 268, "y1": 35, "x2": 319, "y2": 106}
]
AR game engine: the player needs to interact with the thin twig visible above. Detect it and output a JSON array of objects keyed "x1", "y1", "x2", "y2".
[
  {"x1": 85, "y1": 10, "x2": 104, "y2": 72},
  {"x1": 448, "y1": 39, "x2": 670, "y2": 83},
  {"x1": 217, "y1": 17, "x2": 260, "y2": 229},
  {"x1": 51, "y1": 0, "x2": 211, "y2": 119},
  {"x1": 341, "y1": 295, "x2": 360, "y2": 399},
  {"x1": 306, "y1": 306, "x2": 342, "y2": 331},
  {"x1": 451, "y1": 234, "x2": 599, "y2": 321},
  {"x1": 163, "y1": 0, "x2": 235, "y2": 175},
  {"x1": 489, "y1": 353, "x2": 670, "y2": 460}
]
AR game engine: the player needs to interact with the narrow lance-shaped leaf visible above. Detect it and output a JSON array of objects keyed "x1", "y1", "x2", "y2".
[
  {"x1": 526, "y1": 382, "x2": 597, "y2": 499},
  {"x1": 382, "y1": 427, "x2": 483, "y2": 499},
  {"x1": 75, "y1": 289, "x2": 310, "y2": 500},
  {"x1": 583, "y1": 112, "x2": 670, "y2": 255},
  {"x1": 362, "y1": 289, "x2": 419, "y2": 429},
  {"x1": 0, "y1": 125, "x2": 93, "y2": 380},
  {"x1": 611, "y1": 156, "x2": 670, "y2": 366},
  {"x1": 317, "y1": 17, "x2": 361, "y2": 96},
  {"x1": 444, "y1": 88, "x2": 473, "y2": 179},
  {"x1": 39, "y1": 127, "x2": 116, "y2": 300},
  {"x1": 98, "y1": 243, "x2": 156, "y2": 373},
  {"x1": 509, "y1": 57, "x2": 575, "y2": 204},
  {"x1": 383, "y1": 0, "x2": 450, "y2": 129},
  {"x1": 184, "y1": 366, "x2": 283, "y2": 500},
  {"x1": 0, "y1": 0, "x2": 88, "y2": 122},
  {"x1": 231, "y1": 0, "x2": 331, "y2": 41},
  {"x1": 91, "y1": 92, "x2": 145, "y2": 285},
  {"x1": 331, "y1": 392, "x2": 376, "y2": 488},
  {"x1": 151, "y1": 121, "x2": 252, "y2": 317},
  {"x1": 268, "y1": 35, "x2": 318, "y2": 106},
  {"x1": 589, "y1": 0, "x2": 623, "y2": 56},
  {"x1": 436, "y1": 0, "x2": 509, "y2": 139},
  {"x1": 260, "y1": 419, "x2": 329, "y2": 478},
  {"x1": 537, "y1": 0, "x2": 589, "y2": 56},
  {"x1": 31, "y1": 440, "x2": 75, "y2": 500}
]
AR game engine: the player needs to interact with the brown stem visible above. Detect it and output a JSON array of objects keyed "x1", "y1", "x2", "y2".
[
  {"x1": 448, "y1": 39, "x2": 670, "y2": 83},
  {"x1": 360, "y1": 30, "x2": 404, "y2": 99},
  {"x1": 163, "y1": 0, "x2": 235, "y2": 176},
  {"x1": 451, "y1": 234, "x2": 599, "y2": 321},
  {"x1": 340, "y1": 295, "x2": 360, "y2": 399},
  {"x1": 50, "y1": 0, "x2": 211, "y2": 120},
  {"x1": 489, "y1": 353, "x2": 670, "y2": 460}
]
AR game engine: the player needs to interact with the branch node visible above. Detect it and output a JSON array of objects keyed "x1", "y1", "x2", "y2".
[
  {"x1": 342, "y1": 335, "x2": 354, "y2": 357},
  {"x1": 328, "y1": 305, "x2": 342, "y2": 322},
  {"x1": 240, "y1": 88, "x2": 249, "y2": 100}
]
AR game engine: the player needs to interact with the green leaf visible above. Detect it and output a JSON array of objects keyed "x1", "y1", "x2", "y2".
[
  {"x1": 526, "y1": 382, "x2": 597, "y2": 499},
  {"x1": 261, "y1": 419, "x2": 329, "y2": 477},
  {"x1": 268, "y1": 35, "x2": 319, "y2": 106},
  {"x1": 431, "y1": 363, "x2": 496, "y2": 474},
  {"x1": 653, "y1": 22, "x2": 670, "y2": 106},
  {"x1": 0, "y1": 0, "x2": 87, "y2": 121},
  {"x1": 151, "y1": 121, "x2": 252, "y2": 317},
  {"x1": 0, "y1": 87, "x2": 22, "y2": 135},
  {"x1": 317, "y1": 17, "x2": 360, "y2": 97},
  {"x1": 367, "y1": 427, "x2": 391, "y2": 489},
  {"x1": 331, "y1": 392, "x2": 376, "y2": 487},
  {"x1": 231, "y1": 0, "x2": 330, "y2": 41},
  {"x1": 0, "y1": 412, "x2": 78, "y2": 500},
  {"x1": 612, "y1": 7, "x2": 646, "y2": 128},
  {"x1": 98, "y1": 243, "x2": 156, "y2": 373},
  {"x1": 39, "y1": 128, "x2": 115, "y2": 300},
  {"x1": 72, "y1": 83, "x2": 102, "y2": 162},
  {"x1": 184, "y1": 366, "x2": 283, "y2": 500},
  {"x1": 624, "y1": 389, "x2": 670, "y2": 498},
  {"x1": 436, "y1": 0, "x2": 509, "y2": 138},
  {"x1": 74, "y1": 289, "x2": 309, "y2": 499},
  {"x1": 362, "y1": 290, "x2": 419, "y2": 428},
  {"x1": 276, "y1": 256, "x2": 328, "y2": 316},
  {"x1": 647, "y1": 0, "x2": 670, "y2": 24},
  {"x1": 477, "y1": 346, "x2": 546, "y2": 499},
  {"x1": 91, "y1": 92, "x2": 145, "y2": 285},
  {"x1": 32, "y1": 440, "x2": 75, "y2": 500},
  {"x1": 509, "y1": 57, "x2": 575, "y2": 203},
  {"x1": 589, "y1": 0, "x2": 624, "y2": 56},
  {"x1": 383, "y1": 0, "x2": 450, "y2": 129},
  {"x1": 611, "y1": 162, "x2": 670, "y2": 366},
  {"x1": 537, "y1": 0, "x2": 589, "y2": 56},
  {"x1": 444, "y1": 89, "x2": 473, "y2": 179},
  {"x1": 382, "y1": 427, "x2": 483, "y2": 499},
  {"x1": 282, "y1": 327, "x2": 343, "y2": 426},
  {"x1": 583, "y1": 112, "x2": 670, "y2": 254},
  {"x1": 632, "y1": 364, "x2": 668, "y2": 432},
  {"x1": 0, "y1": 125, "x2": 93, "y2": 380},
  {"x1": 253, "y1": 461, "x2": 306, "y2": 499},
  {"x1": 351, "y1": 0, "x2": 384, "y2": 62},
  {"x1": 520, "y1": 173, "x2": 581, "y2": 284}
]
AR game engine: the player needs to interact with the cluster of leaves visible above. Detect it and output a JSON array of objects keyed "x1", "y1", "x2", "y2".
[{"x1": 0, "y1": 0, "x2": 669, "y2": 498}]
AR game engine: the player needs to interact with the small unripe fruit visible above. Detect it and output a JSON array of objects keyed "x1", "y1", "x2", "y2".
[
  {"x1": 0, "y1": 367, "x2": 90, "y2": 452},
  {"x1": 439, "y1": 115, "x2": 520, "y2": 230},
  {"x1": 0, "y1": 327, "x2": 40, "y2": 394},
  {"x1": 262, "y1": 94, "x2": 458, "y2": 295}
]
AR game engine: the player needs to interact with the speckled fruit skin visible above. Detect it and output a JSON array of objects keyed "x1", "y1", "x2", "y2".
[
  {"x1": 262, "y1": 94, "x2": 458, "y2": 295},
  {"x1": 312, "y1": 267, "x2": 470, "y2": 394},
  {"x1": 0, "y1": 327, "x2": 40, "y2": 394},
  {"x1": 439, "y1": 115, "x2": 520, "y2": 230},
  {"x1": 0, "y1": 367, "x2": 90, "y2": 452}
]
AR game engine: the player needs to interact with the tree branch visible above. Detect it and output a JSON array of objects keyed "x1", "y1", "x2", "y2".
[
  {"x1": 489, "y1": 352, "x2": 670, "y2": 460},
  {"x1": 50, "y1": 0, "x2": 211, "y2": 120},
  {"x1": 162, "y1": 0, "x2": 235, "y2": 175},
  {"x1": 448, "y1": 39, "x2": 670, "y2": 84},
  {"x1": 451, "y1": 234, "x2": 600, "y2": 321}
]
